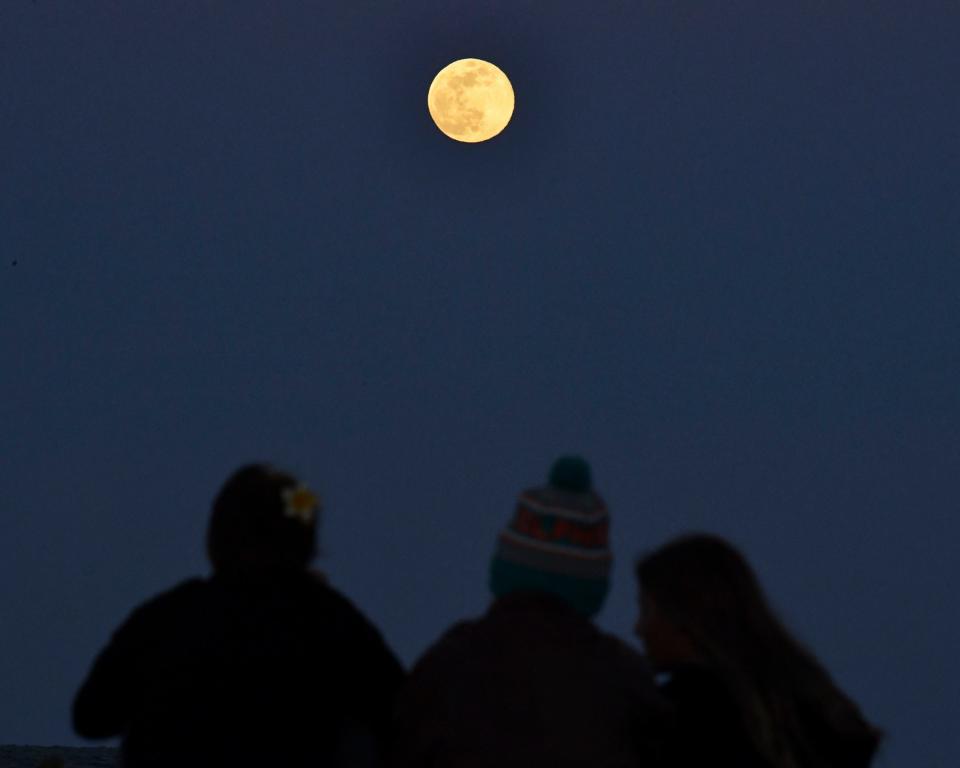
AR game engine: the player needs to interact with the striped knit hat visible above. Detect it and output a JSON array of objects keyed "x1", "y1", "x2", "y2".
[{"x1": 489, "y1": 456, "x2": 612, "y2": 617}]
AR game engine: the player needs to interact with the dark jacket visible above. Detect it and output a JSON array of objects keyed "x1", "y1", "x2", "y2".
[
  {"x1": 659, "y1": 665, "x2": 877, "y2": 768},
  {"x1": 73, "y1": 572, "x2": 404, "y2": 768},
  {"x1": 391, "y1": 591, "x2": 668, "y2": 768},
  {"x1": 658, "y1": 665, "x2": 768, "y2": 768}
]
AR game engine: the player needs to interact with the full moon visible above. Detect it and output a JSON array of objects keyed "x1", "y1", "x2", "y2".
[{"x1": 428, "y1": 58, "x2": 515, "y2": 143}]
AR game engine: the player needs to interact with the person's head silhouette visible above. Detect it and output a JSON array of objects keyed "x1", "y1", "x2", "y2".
[
  {"x1": 635, "y1": 533, "x2": 773, "y2": 670},
  {"x1": 206, "y1": 464, "x2": 320, "y2": 576}
]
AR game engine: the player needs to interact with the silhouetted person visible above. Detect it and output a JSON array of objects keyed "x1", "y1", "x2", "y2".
[
  {"x1": 73, "y1": 464, "x2": 404, "y2": 768},
  {"x1": 636, "y1": 533, "x2": 882, "y2": 768},
  {"x1": 391, "y1": 457, "x2": 668, "y2": 768}
]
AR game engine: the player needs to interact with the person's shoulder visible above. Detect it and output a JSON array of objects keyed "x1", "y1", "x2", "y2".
[
  {"x1": 306, "y1": 577, "x2": 373, "y2": 622},
  {"x1": 137, "y1": 577, "x2": 205, "y2": 611},
  {"x1": 302, "y1": 577, "x2": 394, "y2": 645},
  {"x1": 431, "y1": 617, "x2": 481, "y2": 649},
  {"x1": 110, "y1": 578, "x2": 207, "y2": 637},
  {"x1": 301, "y1": 577, "x2": 404, "y2": 682},
  {"x1": 138, "y1": 577, "x2": 206, "y2": 609},
  {"x1": 161, "y1": 576, "x2": 207, "y2": 598},
  {"x1": 409, "y1": 617, "x2": 482, "y2": 674}
]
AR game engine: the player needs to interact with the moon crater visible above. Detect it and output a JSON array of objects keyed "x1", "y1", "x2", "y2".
[{"x1": 428, "y1": 59, "x2": 514, "y2": 143}]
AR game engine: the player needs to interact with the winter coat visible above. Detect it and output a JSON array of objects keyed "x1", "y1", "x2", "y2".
[
  {"x1": 658, "y1": 665, "x2": 768, "y2": 768},
  {"x1": 390, "y1": 591, "x2": 669, "y2": 768},
  {"x1": 659, "y1": 665, "x2": 878, "y2": 768},
  {"x1": 73, "y1": 571, "x2": 405, "y2": 768}
]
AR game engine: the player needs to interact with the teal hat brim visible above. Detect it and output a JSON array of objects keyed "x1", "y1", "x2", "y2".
[{"x1": 489, "y1": 557, "x2": 609, "y2": 618}]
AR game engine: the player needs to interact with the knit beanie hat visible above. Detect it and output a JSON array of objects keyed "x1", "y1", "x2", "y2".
[
  {"x1": 207, "y1": 464, "x2": 321, "y2": 576},
  {"x1": 489, "y1": 456, "x2": 612, "y2": 617}
]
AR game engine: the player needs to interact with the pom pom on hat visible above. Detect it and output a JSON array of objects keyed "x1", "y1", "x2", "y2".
[{"x1": 548, "y1": 455, "x2": 592, "y2": 494}]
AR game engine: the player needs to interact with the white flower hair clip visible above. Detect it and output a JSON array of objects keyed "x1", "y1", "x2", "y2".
[{"x1": 282, "y1": 484, "x2": 319, "y2": 525}]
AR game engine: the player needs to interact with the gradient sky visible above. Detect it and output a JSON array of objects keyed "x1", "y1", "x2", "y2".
[{"x1": 2, "y1": 2, "x2": 958, "y2": 764}]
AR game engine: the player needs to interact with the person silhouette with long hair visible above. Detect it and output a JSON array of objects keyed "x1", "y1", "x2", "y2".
[
  {"x1": 74, "y1": 464, "x2": 404, "y2": 768},
  {"x1": 636, "y1": 533, "x2": 882, "y2": 768}
]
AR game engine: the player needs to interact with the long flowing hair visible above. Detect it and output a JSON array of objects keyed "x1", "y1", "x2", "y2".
[{"x1": 636, "y1": 534, "x2": 882, "y2": 768}]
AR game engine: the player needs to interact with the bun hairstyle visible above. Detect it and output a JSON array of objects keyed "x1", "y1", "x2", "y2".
[{"x1": 207, "y1": 464, "x2": 319, "y2": 576}]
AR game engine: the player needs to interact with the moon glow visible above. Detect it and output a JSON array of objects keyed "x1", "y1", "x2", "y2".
[{"x1": 428, "y1": 59, "x2": 514, "y2": 143}]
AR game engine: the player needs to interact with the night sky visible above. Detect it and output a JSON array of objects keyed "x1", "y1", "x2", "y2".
[{"x1": 2, "y1": 2, "x2": 958, "y2": 764}]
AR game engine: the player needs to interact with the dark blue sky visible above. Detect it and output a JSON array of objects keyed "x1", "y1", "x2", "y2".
[{"x1": 2, "y1": 2, "x2": 957, "y2": 763}]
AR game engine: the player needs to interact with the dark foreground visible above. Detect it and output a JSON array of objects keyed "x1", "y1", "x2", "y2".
[{"x1": 0, "y1": 746, "x2": 116, "y2": 768}]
